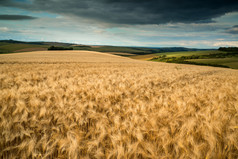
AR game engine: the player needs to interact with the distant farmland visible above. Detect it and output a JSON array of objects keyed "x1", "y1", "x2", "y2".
[
  {"x1": 2, "y1": 40, "x2": 237, "y2": 69},
  {"x1": 0, "y1": 43, "x2": 48, "y2": 53},
  {"x1": 0, "y1": 51, "x2": 237, "y2": 158},
  {"x1": 131, "y1": 50, "x2": 238, "y2": 69},
  {"x1": 0, "y1": 40, "x2": 205, "y2": 55}
]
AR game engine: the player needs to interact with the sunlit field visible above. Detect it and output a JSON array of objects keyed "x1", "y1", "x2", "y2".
[{"x1": 0, "y1": 51, "x2": 238, "y2": 158}]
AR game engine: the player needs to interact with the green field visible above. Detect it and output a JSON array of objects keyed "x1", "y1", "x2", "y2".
[
  {"x1": 131, "y1": 50, "x2": 238, "y2": 69},
  {"x1": 74, "y1": 45, "x2": 151, "y2": 54},
  {"x1": 188, "y1": 57, "x2": 238, "y2": 69},
  {"x1": 73, "y1": 46, "x2": 203, "y2": 55},
  {"x1": 0, "y1": 43, "x2": 49, "y2": 53},
  {"x1": 154, "y1": 50, "x2": 225, "y2": 57},
  {"x1": 0, "y1": 40, "x2": 74, "y2": 53},
  {"x1": 131, "y1": 50, "x2": 223, "y2": 59}
]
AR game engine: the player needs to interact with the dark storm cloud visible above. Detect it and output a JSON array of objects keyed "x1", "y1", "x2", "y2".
[
  {"x1": 1, "y1": 0, "x2": 238, "y2": 24},
  {"x1": 0, "y1": 15, "x2": 37, "y2": 20}
]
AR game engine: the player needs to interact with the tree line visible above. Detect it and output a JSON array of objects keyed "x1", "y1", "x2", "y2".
[
  {"x1": 48, "y1": 46, "x2": 73, "y2": 50},
  {"x1": 218, "y1": 47, "x2": 238, "y2": 52}
]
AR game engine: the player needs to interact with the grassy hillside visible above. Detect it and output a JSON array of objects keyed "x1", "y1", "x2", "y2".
[
  {"x1": 131, "y1": 50, "x2": 223, "y2": 59},
  {"x1": 188, "y1": 57, "x2": 238, "y2": 69},
  {"x1": 132, "y1": 50, "x2": 238, "y2": 69},
  {"x1": 74, "y1": 45, "x2": 149, "y2": 54},
  {"x1": 0, "y1": 51, "x2": 238, "y2": 158},
  {"x1": 0, "y1": 43, "x2": 49, "y2": 53},
  {"x1": 0, "y1": 40, "x2": 73, "y2": 53},
  {"x1": 0, "y1": 40, "x2": 205, "y2": 54},
  {"x1": 73, "y1": 45, "x2": 204, "y2": 55}
]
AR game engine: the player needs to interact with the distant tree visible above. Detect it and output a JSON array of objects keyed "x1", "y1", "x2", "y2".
[
  {"x1": 48, "y1": 46, "x2": 73, "y2": 50},
  {"x1": 218, "y1": 47, "x2": 238, "y2": 52}
]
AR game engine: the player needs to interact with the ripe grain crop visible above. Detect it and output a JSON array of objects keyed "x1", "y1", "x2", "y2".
[{"x1": 0, "y1": 51, "x2": 238, "y2": 158}]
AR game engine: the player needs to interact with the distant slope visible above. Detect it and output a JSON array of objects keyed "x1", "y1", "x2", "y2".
[
  {"x1": 73, "y1": 45, "x2": 207, "y2": 55},
  {"x1": 0, "y1": 40, "x2": 74, "y2": 53},
  {"x1": 0, "y1": 40, "x2": 49, "y2": 53},
  {"x1": 187, "y1": 57, "x2": 238, "y2": 69},
  {"x1": 0, "y1": 43, "x2": 49, "y2": 53},
  {"x1": 0, "y1": 40, "x2": 208, "y2": 54},
  {"x1": 130, "y1": 50, "x2": 222, "y2": 60},
  {"x1": 131, "y1": 50, "x2": 238, "y2": 69}
]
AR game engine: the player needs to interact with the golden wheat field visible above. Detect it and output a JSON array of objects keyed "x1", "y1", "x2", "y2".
[{"x1": 0, "y1": 50, "x2": 238, "y2": 159}]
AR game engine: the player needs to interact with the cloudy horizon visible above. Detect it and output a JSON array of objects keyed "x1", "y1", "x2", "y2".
[{"x1": 0, "y1": 0, "x2": 238, "y2": 48}]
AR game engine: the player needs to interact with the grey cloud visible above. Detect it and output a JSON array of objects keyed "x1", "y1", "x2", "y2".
[
  {"x1": 226, "y1": 25, "x2": 238, "y2": 34},
  {"x1": 0, "y1": 15, "x2": 37, "y2": 20},
  {"x1": 1, "y1": 0, "x2": 238, "y2": 24}
]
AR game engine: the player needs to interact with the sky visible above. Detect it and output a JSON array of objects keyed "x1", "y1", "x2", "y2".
[{"x1": 0, "y1": 0, "x2": 238, "y2": 48}]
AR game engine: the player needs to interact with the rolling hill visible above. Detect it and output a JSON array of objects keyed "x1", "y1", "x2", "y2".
[
  {"x1": 131, "y1": 50, "x2": 238, "y2": 69},
  {"x1": 1, "y1": 40, "x2": 237, "y2": 69},
  {"x1": 0, "y1": 40, "x2": 207, "y2": 54}
]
